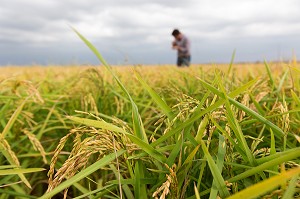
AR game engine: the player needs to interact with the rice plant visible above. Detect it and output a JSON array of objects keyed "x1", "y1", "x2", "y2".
[{"x1": 0, "y1": 31, "x2": 299, "y2": 199}]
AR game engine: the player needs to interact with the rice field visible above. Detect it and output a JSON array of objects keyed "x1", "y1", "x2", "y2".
[{"x1": 0, "y1": 33, "x2": 300, "y2": 199}]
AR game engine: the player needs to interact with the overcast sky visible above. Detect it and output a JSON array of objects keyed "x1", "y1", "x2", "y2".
[{"x1": 1, "y1": 0, "x2": 299, "y2": 65}]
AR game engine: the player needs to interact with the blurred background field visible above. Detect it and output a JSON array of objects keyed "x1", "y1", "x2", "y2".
[{"x1": 0, "y1": 62, "x2": 293, "y2": 78}]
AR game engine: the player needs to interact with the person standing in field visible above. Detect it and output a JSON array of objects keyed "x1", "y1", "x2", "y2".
[{"x1": 171, "y1": 29, "x2": 191, "y2": 67}]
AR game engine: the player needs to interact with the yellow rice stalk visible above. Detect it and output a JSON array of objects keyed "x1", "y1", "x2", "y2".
[
  {"x1": 47, "y1": 126, "x2": 136, "y2": 194},
  {"x1": 81, "y1": 93, "x2": 99, "y2": 115},
  {"x1": 0, "y1": 134, "x2": 20, "y2": 166},
  {"x1": 239, "y1": 93, "x2": 250, "y2": 121},
  {"x1": 152, "y1": 164, "x2": 178, "y2": 199},
  {"x1": 23, "y1": 129, "x2": 47, "y2": 164}
]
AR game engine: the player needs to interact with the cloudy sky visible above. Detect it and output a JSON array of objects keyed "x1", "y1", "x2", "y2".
[{"x1": 1, "y1": 0, "x2": 299, "y2": 65}]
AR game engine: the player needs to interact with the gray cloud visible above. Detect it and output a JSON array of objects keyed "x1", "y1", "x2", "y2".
[{"x1": 0, "y1": 0, "x2": 299, "y2": 65}]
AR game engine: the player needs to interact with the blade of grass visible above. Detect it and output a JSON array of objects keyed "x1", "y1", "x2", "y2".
[
  {"x1": 197, "y1": 161, "x2": 207, "y2": 190},
  {"x1": 37, "y1": 105, "x2": 56, "y2": 139},
  {"x1": 194, "y1": 183, "x2": 201, "y2": 199},
  {"x1": 72, "y1": 184, "x2": 115, "y2": 199},
  {"x1": 127, "y1": 144, "x2": 176, "y2": 160},
  {"x1": 217, "y1": 79, "x2": 256, "y2": 166},
  {"x1": 227, "y1": 167, "x2": 300, "y2": 199},
  {"x1": 0, "y1": 100, "x2": 11, "y2": 119},
  {"x1": 2, "y1": 99, "x2": 26, "y2": 137},
  {"x1": 291, "y1": 90, "x2": 300, "y2": 106},
  {"x1": 0, "y1": 190, "x2": 37, "y2": 199},
  {"x1": 89, "y1": 186, "x2": 118, "y2": 199},
  {"x1": 72, "y1": 27, "x2": 148, "y2": 143},
  {"x1": 0, "y1": 135, "x2": 32, "y2": 189},
  {"x1": 67, "y1": 116, "x2": 127, "y2": 134},
  {"x1": 282, "y1": 176, "x2": 298, "y2": 199},
  {"x1": 209, "y1": 134, "x2": 226, "y2": 199},
  {"x1": 209, "y1": 116, "x2": 246, "y2": 159},
  {"x1": 0, "y1": 168, "x2": 45, "y2": 175},
  {"x1": 109, "y1": 164, "x2": 134, "y2": 199},
  {"x1": 276, "y1": 68, "x2": 289, "y2": 93},
  {"x1": 201, "y1": 140, "x2": 230, "y2": 198},
  {"x1": 290, "y1": 66, "x2": 300, "y2": 90},
  {"x1": 166, "y1": 131, "x2": 186, "y2": 167},
  {"x1": 134, "y1": 160, "x2": 147, "y2": 198},
  {"x1": 182, "y1": 144, "x2": 200, "y2": 166},
  {"x1": 269, "y1": 129, "x2": 277, "y2": 177},
  {"x1": 126, "y1": 133, "x2": 167, "y2": 163},
  {"x1": 226, "y1": 49, "x2": 236, "y2": 77},
  {"x1": 134, "y1": 70, "x2": 175, "y2": 120},
  {"x1": 195, "y1": 115, "x2": 209, "y2": 143},
  {"x1": 108, "y1": 178, "x2": 157, "y2": 185},
  {"x1": 249, "y1": 93, "x2": 265, "y2": 115},
  {"x1": 227, "y1": 147, "x2": 300, "y2": 183},
  {"x1": 240, "y1": 108, "x2": 300, "y2": 126},
  {"x1": 256, "y1": 147, "x2": 300, "y2": 164},
  {"x1": 165, "y1": 83, "x2": 217, "y2": 167},
  {"x1": 0, "y1": 165, "x2": 17, "y2": 169},
  {"x1": 264, "y1": 60, "x2": 275, "y2": 91}
]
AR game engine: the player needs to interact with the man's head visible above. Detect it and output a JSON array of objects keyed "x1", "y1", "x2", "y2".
[{"x1": 172, "y1": 29, "x2": 182, "y2": 41}]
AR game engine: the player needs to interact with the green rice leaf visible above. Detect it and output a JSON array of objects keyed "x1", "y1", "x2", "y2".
[
  {"x1": 276, "y1": 68, "x2": 289, "y2": 93},
  {"x1": 227, "y1": 49, "x2": 236, "y2": 77},
  {"x1": 291, "y1": 90, "x2": 300, "y2": 106},
  {"x1": 0, "y1": 189, "x2": 37, "y2": 199},
  {"x1": 269, "y1": 129, "x2": 277, "y2": 177},
  {"x1": 109, "y1": 164, "x2": 134, "y2": 199},
  {"x1": 108, "y1": 178, "x2": 157, "y2": 185},
  {"x1": 249, "y1": 93, "x2": 265, "y2": 115},
  {"x1": 72, "y1": 184, "x2": 115, "y2": 199},
  {"x1": 67, "y1": 116, "x2": 127, "y2": 134},
  {"x1": 195, "y1": 115, "x2": 209, "y2": 143},
  {"x1": 264, "y1": 60, "x2": 275, "y2": 91},
  {"x1": 0, "y1": 100, "x2": 11, "y2": 120},
  {"x1": 134, "y1": 70, "x2": 175, "y2": 120},
  {"x1": 166, "y1": 133, "x2": 185, "y2": 166},
  {"x1": 2, "y1": 99, "x2": 26, "y2": 137},
  {"x1": 256, "y1": 147, "x2": 300, "y2": 164},
  {"x1": 0, "y1": 168, "x2": 45, "y2": 175},
  {"x1": 37, "y1": 105, "x2": 56, "y2": 140},
  {"x1": 209, "y1": 134, "x2": 226, "y2": 199},
  {"x1": 228, "y1": 147, "x2": 300, "y2": 183},
  {"x1": 209, "y1": 116, "x2": 246, "y2": 158},
  {"x1": 126, "y1": 134, "x2": 167, "y2": 163},
  {"x1": 282, "y1": 176, "x2": 298, "y2": 199},
  {"x1": 194, "y1": 183, "x2": 201, "y2": 199},
  {"x1": 217, "y1": 79, "x2": 256, "y2": 165},
  {"x1": 0, "y1": 135, "x2": 32, "y2": 188},
  {"x1": 201, "y1": 141, "x2": 230, "y2": 198},
  {"x1": 134, "y1": 160, "x2": 147, "y2": 198},
  {"x1": 72, "y1": 27, "x2": 148, "y2": 143},
  {"x1": 227, "y1": 167, "x2": 300, "y2": 199},
  {"x1": 182, "y1": 144, "x2": 200, "y2": 166}
]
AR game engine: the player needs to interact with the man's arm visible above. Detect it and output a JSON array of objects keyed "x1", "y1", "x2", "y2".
[{"x1": 172, "y1": 41, "x2": 178, "y2": 49}]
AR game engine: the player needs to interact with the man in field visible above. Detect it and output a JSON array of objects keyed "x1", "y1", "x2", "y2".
[{"x1": 171, "y1": 29, "x2": 191, "y2": 67}]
